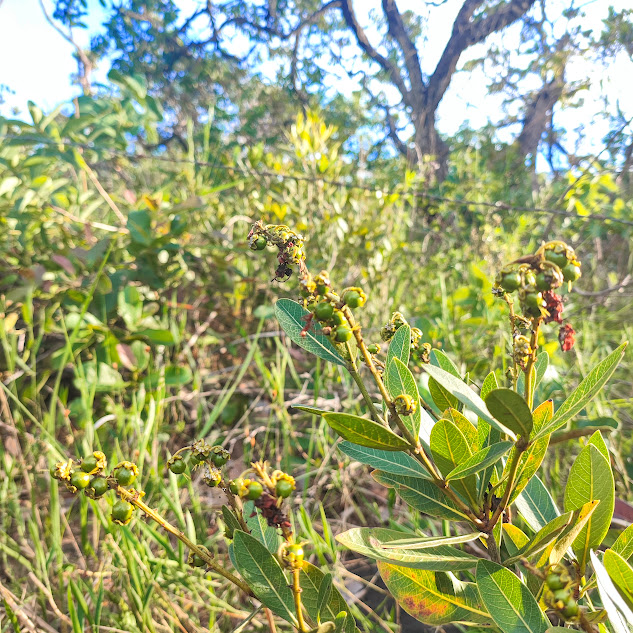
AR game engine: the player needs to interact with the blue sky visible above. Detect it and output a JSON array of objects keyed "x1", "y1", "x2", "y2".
[{"x1": 1, "y1": 0, "x2": 631, "y2": 155}]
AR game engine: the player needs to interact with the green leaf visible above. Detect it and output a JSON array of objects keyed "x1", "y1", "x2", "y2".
[
  {"x1": 378, "y1": 532, "x2": 486, "y2": 550},
  {"x1": 336, "y1": 528, "x2": 479, "y2": 571},
  {"x1": 613, "y1": 524, "x2": 633, "y2": 561},
  {"x1": 516, "y1": 475, "x2": 560, "y2": 532},
  {"x1": 548, "y1": 501, "x2": 599, "y2": 566},
  {"x1": 386, "y1": 324, "x2": 410, "y2": 368},
  {"x1": 485, "y1": 389, "x2": 533, "y2": 437},
  {"x1": 300, "y1": 563, "x2": 356, "y2": 633},
  {"x1": 293, "y1": 405, "x2": 331, "y2": 416},
  {"x1": 232, "y1": 531, "x2": 297, "y2": 624},
  {"x1": 274, "y1": 299, "x2": 346, "y2": 367},
  {"x1": 430, "y1": 349, "x2": 461, "y2": 377},
  {"x1": 317, "y1": 574, "x2": 333, "y2": 623},
  {"x1": 591, "y1": 551, "x2": 633, "y2": 633},
  {"x1": 443, "y1": 408, "x2": 478, "y2": 451},
  {"x1": 429, "y1": 376, "x2": 459, "y2": 412},
  {"x1": 604, "y1": 550, "x2": 633, "y2": 608},
  {"x1": 534, "y1": 343, "x2": 628, "y2": 440},
  {"x1": 244, "y1": 501, "x2": 280, "y2": 553},
  {"x1": 379, "y1": 563, "x2": 489, "y2": 625},
  {"x1": 338, "y1": 441, "x2": 430, "y2": 479},
  {"x1": 476, "y1": 560, "x2": 549, "y2": 633},
  {"x1": 500, "y1": 400, "x2": 553, "y2": 505},
  {"x1": 445, "y1": 442, "x2": 513, "y2": 481},
  {"x1": 564, "y1": 443, "x2": 614, "y2": 572},
  {"x1": 505, "y1": 501, "x2": 598, "y2": 566},
  {"x1": 430, "y1": 418, "x2": 478, "y2": 506},
  {"x1": 128, "y1": 210, "x2": 153, "y2": 246},
  {"x1": 135, "y1": 328, "x2": 176, "y2": 346},
  {"x1": 373, "y1": 471, "x2": 469, "y2": 521},
  {"x1": 385, "y1": 357, "x2": 424, "y2": 440},
  {"x1": 323, "y1": 413, "x2": 410, "y2": 451},
  {"x1": 423, "y1": 364, "x2": 516, "y2": 439}
]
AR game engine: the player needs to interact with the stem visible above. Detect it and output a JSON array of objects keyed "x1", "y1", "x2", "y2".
[
  {"x1": 523, "y1": 318, "x2": 541, "y2": 410},
  {"x1": 222, "y1": 481, "x2": 250, "y2": 533},
  {"x1": 292, "y1": 567, "x2": 308, "y2": 632},
  {"x1": 117, "y1": 486, "x2": 253, "y2": 596},
  {"x1": 487, "y1": 533, "x2": 501, "y2": 563}
]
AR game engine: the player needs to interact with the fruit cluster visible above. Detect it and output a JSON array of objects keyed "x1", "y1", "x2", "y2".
[
  {"x1": 247, "y1": 221, "x2": 307, "y2": 281},
  {"x1": 495, "y1": 241, "x2": 580, "y2": 354},
  {"x1": 543, "y1": 565, "x2": 579, "y2": 620},
  {"x1": 380, "y1": 312, "x2": 431, "y2": 363},
  {"x1": 51, "y1": 452, "x2": 139, "y2": 525}
]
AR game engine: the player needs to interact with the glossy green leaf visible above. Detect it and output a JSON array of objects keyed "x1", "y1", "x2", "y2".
[
  {"x1": 244, "y1": 501, "x2": 280, "y2": 552},
  {"x1": 516, "y1": 475, "x2": 560, "y2": 532},
  {"x1": 430, "y1": 349, "x2": 461, "y2": 377},
  {"x1": 386, "y1": 324, "x2": 410, "y2": 369},
  {"x1": 386, "y1": 358, "x2": 423, "y2": 440},
  {"x1": 232, "y1": 531, "x2": 297, "y2": 624},
  {"x1": 445, "y1": 441, "x2": 513, "y2": 481},
  {"x1": 503, "y1": 524, "x2": 530, "y2": 558},
  {"x1": 338, "y1": 441, "x2": 430, "y2": 479},
  {"x1": 274, "y1": 299, "x2": 346, "y2": 367},
  {"x1": 476, "y1": 560, "x2": 549, "y2": 633},
  {"x1": 613, "y1": 524, "x2": 633, "y2": 561},
  {"x1": 423, "y1": 364, "x2": 516, "y2": 439},
  {"x1": 604, "y1": 550, "x2": 633, "y2": 608},
  {"x1": 534, "y1": 343, "x2": 628, "y2": 440},
  {"x1": 323, "y1": 413, "x2": 410, "y2": 451},
  {"x1": 336, "y1": 527, "x2": 480, "y2": 570},
  {"x1": 429, "y1": 376, "x2": 458, "y2": 412},
  {"x1": 588, "y1": 428, "x2": 610, "y2": 461},
  {"x1": 373, "y1": 471, "x2": 469, "y2": 521},
  {"x1": 548, "y1": 501, "x2": 599, "y2": 566},
  {"x1": 443, "y1": 408, "x2": 478, "y2": 451},
  {"x1": 591, "y1": 551, "x2": 633, "y2": 633},
  {"x1": 379, "y1": 563, "x2": 489, "y2": 625},
  {"x1": 478, "y1": 371, "x2": 500, "y2": 446},
  {"x1": 300, "y1": 563, "x2": 356, "y2": 633},
  {"x1": 379, "y1": 532, "x2": 485, "y2": 550},
  {"x1": 430, "y1": 418, "x2": 478, "y2": 506},
  {"x1": 564, "y1": 443, "x2": 614, "y2": 572},
  {"x1": 485, "y1": 389, "x2": 533, "y2": 437},
  {"x1": 294, "y1": 405, "x2": 330, "y2": 416}
]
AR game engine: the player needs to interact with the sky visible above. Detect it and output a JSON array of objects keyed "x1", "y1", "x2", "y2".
[{"x1": 0, "y1": 0, "x2": 631, "y2": 158}]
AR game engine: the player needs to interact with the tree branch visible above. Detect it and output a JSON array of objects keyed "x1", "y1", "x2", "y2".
[
  {"x1": 340, "y1": 0, "x2": 413, "y2": 108},
  {"x1": 381, "y1": 0, "x2": 426, "y2": 98},
  {"x1": 428, "y1": 0, "x2": 536, "y2": 109}
]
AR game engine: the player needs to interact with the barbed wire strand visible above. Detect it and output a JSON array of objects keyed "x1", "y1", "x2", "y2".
[{"x1": 1, "y1": 135, "x2": 633, "y2": 228}]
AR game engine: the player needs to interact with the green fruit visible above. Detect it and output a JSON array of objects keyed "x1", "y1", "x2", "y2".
[
  {"x1": 561, "y1": 598, "x2": 579, "y2": 618},
  {"x1": 546, "y1": 573, "x2": 565, "y2": 591},
  {"x1": 70, "y1": 471, "x2": 91, "y2": 490},
  {"x1": 251, "y1": 236, "x2": 267, "y2": 251},
  {"x1": 561, "y1": 263, "x2": 581, "y2": 282},
  {"x1": 331, "y1": 310, "x2": 345, "y2": 326},
  {"x1": 534, "y1": 272, "x2": 550, "y2": 291},
  {"x1": 343, "y1": 289, "x2": 365, "y2": 309},
  {"x1": 552, "y1": 589, "x2": 570, "y2": 603},
  {"x1": 522, "y1": 292, "x2": 543, "y2": 317},
  {"x1": 522, "y1": 269, "x2": 536, "y2": 288},
  {"x1": 246, "y1": 481, "x2": 264, "y2": 500},
  {"x1": 229, "y1": 480, "x2": 239, "y2": 495},
  {"x1": 275, "y1": 480, "x2": 294, "y2": 498},
  {"x1": 334, "y1": 325, "x2": 352, "y2": 342},
  {"x1": 111, "y1": 500, "x2": 134, "y2": 524},
  {"x1": 191, "y1": 553, "x2": 206, "y2": 567},
  {"x1": 314, "y1": 301, "x2": 334, "y2": 321},
  {"x1": 544, "y1": 249, "x2": 568, "y2": 268},
  {"x1": 81, "y1": 455, "x2": 98, "y2": 473},
  {"x1": 116, "y1": 467, "x2": 136, "y2": 487},
  {"x1": 211, "y1": 452, "x2": 228, "y2": 467},
  {"x1": 169, "y1": 457, "x2": 186, "y2": 474},
  {"x1": 90, "y1": 477, "x2": 110, "y2": 497},
  {"x1": 499, "y1": 271, "x2": 522, "y2": 292},
  {"x1": 367, "y1": 344, "x2": 380, "y2": 354}
]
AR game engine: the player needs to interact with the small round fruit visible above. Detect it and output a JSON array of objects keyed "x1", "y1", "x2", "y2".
[
  {"x1": 111, "y1": 500, "x2": 134, "y2": 525},
  {"x1": 331, "y1": 310, "x2": 345, "y2": 326},
  {"x1": 522, "y1": 292, "x2": 544, "y2": 316},
  {"x1": 544, "y1": 248, "x2": 568, "y2": 268},
  {"x1": 191, "y1": 553, "x2": 206, "y2": 567},
  {"x1": 276, "y1": 480, "x2": 294, "y2": 499},
  {"x1": 70, "y1": 471, "x2": 91, "y2": 490},
  {"x1": 116, "y1": 467, "x2": 137, "y2": 487},
  {"x1": 498, "y1": 271, "x2": 522, "y2": 292},
  {"x1": 246, "y1": 481, "x2": 264, "y2": 500},
  {"x1": 314, "y1": 301, "x2": 334, "y2": 321},
  {"x1": 286, "y1": 543, "x2": 304, "y2": 567},
  {"x1": 546, "y1": 573, "x2": 565, "y2": 591},
  {"x1": 81, "y1": 455, "x2": 98, "y2": 473},
  {"x1": 343, "y1": 289, "x2": 365, "y2": 309},
  {"x1": 367, "y1": 343, "x2": 380, "y2": 354},
  {"x1": 552, "y1": 589, "x2": 570, "y2": 604},
  {"x1": 561, "y1": 598, "x2": 579, "y2": 618},
  {"x1": 334, "y1": 325, "x2": 352, "y2": 342},
  {"x1": 169, "y1": 457, "x2": 186, "y2": 474},
  {"x1": 561, "y1": 263, "x2": 581, "y2": 282},
  {"x1": 251, "y1": 236, "x2": 267, "y2": 251},
  {"x1": 211, "y1": 452, "x2": 228, "y2": 467},
  {"x1": 229, "y1": 480, "x2": 240, "y2": 495},
  {"x1": 90, "y1": 477, "x2": 110, "y2": 497}
]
